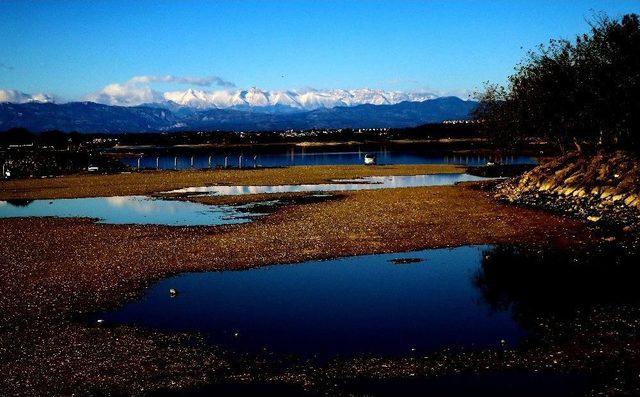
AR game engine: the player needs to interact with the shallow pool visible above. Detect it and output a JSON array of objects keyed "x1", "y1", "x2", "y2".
[
  {"x1": 0, "y1": 196, "x2": 263, "y2": 226},
  {"x1": 164, "y1": 173, "x2": 489, "y2": 196},
  {"x1": 94, "y1": 245, "x2": 525, "y2": 357}
]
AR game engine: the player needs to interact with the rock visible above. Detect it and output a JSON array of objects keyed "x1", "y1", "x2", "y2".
[
  {"x1": 600, "y1": 189, "x2": 615, "y2": 199},
  {"x1": 495, "y1": 151, "x2": 640, "y2": 232},
  {"x1": 624, "y1": 195, "x2": 637, "y2": 206},
  {"x1": 612, "y1": 194, "x2": 625, "y2": 202},
  {"x1": 389, "y1": 258, "x2": 423, "y2": 265}
]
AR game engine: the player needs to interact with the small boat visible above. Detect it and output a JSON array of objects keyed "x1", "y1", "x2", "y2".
[{"x1": 364, "y1": 154, "x2": 377, "y2": 165}]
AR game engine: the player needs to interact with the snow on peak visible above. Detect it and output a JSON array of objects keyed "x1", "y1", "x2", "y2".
[
  {"x1": 79, "y1": 85, "x2": 440, "y2": 110},
  {"x1": 158, "y1": 88, "x2": 437, "y2": 110}
]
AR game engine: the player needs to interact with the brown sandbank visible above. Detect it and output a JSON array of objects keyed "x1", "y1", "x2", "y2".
[{"x1": 0, "y1": 164, "x2": 462, "y2": 200}]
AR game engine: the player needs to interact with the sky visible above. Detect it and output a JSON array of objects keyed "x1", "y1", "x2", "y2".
[{"x1": 0, "y1": 0, "x2": 638, "y2": 102}]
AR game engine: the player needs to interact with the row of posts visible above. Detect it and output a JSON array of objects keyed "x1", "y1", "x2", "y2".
[{"x1": 136, "y1": 155, "x2": 258, "y2": 170}]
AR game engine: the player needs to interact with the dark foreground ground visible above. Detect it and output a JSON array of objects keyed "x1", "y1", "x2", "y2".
[{"x1": 1, "y1": 166, "x2": 638, "y2": 396}]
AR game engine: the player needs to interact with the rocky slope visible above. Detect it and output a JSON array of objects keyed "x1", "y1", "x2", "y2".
[{"x1": 496, "y1": 151, "x2": 640, "y2": 231}]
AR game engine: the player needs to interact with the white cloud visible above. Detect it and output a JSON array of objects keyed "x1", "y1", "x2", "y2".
[
  {"x1": 84, "y1": 83, "x2": 164, "y2": 106},
  {"x1": 127, "y1": 75, "x2": 235, "y2": 88},
  {"x1": 0, "y1": 89, "x2": 54, "y2": 104},
  {"x1": 84, "y1": 74, "x2": 236, "y2": 106}
]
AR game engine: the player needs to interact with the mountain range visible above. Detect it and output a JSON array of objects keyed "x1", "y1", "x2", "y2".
[
  {"x1": 154, "y1": 88, "x2": 439, "y2": 110},
  {"x1": 1, "y1": 87, "x2": 446, "y2": 110},
  {"x1": 0, "y1": 96, "x2": 478, "y2": 133}
]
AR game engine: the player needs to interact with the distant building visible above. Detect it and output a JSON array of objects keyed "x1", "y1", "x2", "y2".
[{"x1": 442, "y1": 119, "x2": 481, "y2": 124}]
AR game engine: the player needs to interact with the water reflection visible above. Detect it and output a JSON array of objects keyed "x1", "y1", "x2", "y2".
[
  {"x1": 2, "y1": 199, "x2": 34, "y2": 207},
  {"x1": 96, "y1": 244, "x2": 640, "y2": 359},
  {"x1": 0, "y1": 196, "x2": 262, "y2": 226},
  {"x1": 165, "y1": 173, "x2": 488, "y2": 195},
  {"x1": 474, "y1": 244, "x2": 640, "y2": 326},
  {"x1": 95, "y1": 245, "x2": 524, "y2": 357}
]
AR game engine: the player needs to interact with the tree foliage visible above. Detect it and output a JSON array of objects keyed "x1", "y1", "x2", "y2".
[{"x1": 474, "y1": 13, "x2": 640, "y2": 152}]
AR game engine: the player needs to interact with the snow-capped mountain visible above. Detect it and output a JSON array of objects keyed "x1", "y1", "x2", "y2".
[
  {"x1": 0, "y1": 96, "x2": 477, "y2": 133},
  {"x1": 0, "y1": 86, "x2": 476, "y2": 132},
  {"x1": 161, "y1": 88, "x2": 437, "y2": 110}
]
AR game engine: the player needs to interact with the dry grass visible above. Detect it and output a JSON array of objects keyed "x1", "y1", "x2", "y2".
[{"x1": 0, "y1": 164, "x2": 462, "y2": 200}]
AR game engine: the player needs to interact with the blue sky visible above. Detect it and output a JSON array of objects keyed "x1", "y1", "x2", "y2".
[{"x1": 0, "y1": 0, "x2": 638, "y2": 101}]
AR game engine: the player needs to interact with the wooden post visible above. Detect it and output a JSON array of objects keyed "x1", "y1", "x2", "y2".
[
  {"x1": 224, "y1": 156, "x2": 228, "y2": 168},
  {"x1": 190, "y1": 156, "x2": 194, "y2": 168},
  {"x1": 137, "y1": 157, "x2": 141, "y2": 170},
  {"x1": 238, "y1": 155, "x2": 243, "y2": 169},
  {"x1": 208, "y1": 155, "x2": 212, "y2": 168},
  {"x1": 156, "y1": 156, "x2": 159, "y2": 170},
  {"x1": 174, "y1": 156, "x2": 178, "y2": 170}
]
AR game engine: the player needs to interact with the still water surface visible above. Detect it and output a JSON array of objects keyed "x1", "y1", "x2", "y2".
[
  {"x1": 96, "y1": 245, "x2": 525, "y2": 357},
  {"x1": 165, "y1": 173, "x2": 488, "y2": 195},
  {"x1": 122, "y1": 149, "x2": 536, "y2": 169},
  {"x1": 0, "y1": 174, "x2": 487, "y2": 224},
  {"x1": 0, "y1": 196, "x2": 260, "y2": 226}
]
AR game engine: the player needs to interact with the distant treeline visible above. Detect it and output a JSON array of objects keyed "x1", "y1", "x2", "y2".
[
  {"x1": 0, "y1": 123, "x2": 483, "y2": 147},
  {"x1": 0, "y1": 129, "x2": 126, "y2": 178},
  {"x1": 0, "y1": 128, "x2": 88, "y2": 148}
]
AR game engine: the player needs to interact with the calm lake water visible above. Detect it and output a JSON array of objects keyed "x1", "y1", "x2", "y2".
[
  {"x1": 96, "y1": 245, "x2": 525, "y2": 357},
  {"x1": 121, "y1": 149, "x2": 537, "y2": 170},
  {"x1": 96, "y1": 243, "x2": 640, "y2": 360},
  {"x1": 0, "y1": 196, "x2": 262, "y2": 226},
  {"x1": 164, "y1": 173, "x2": 488, "y2": 195}
]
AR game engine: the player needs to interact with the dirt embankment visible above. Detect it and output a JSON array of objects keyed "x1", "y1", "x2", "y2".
[{"x1": 496, "y1": 151, "x2": 640, "y2": 230}]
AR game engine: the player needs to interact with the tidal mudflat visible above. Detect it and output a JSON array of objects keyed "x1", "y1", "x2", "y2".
[
  {"x1": 0, "y1": 164, "x2": 463, "y2": 200},
  {"x1": 0, "y1": 172, "x2": 488, "y2": 226},
  {"x1": 0, "y1": 165, "x2": 596, "y2": 396}
]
